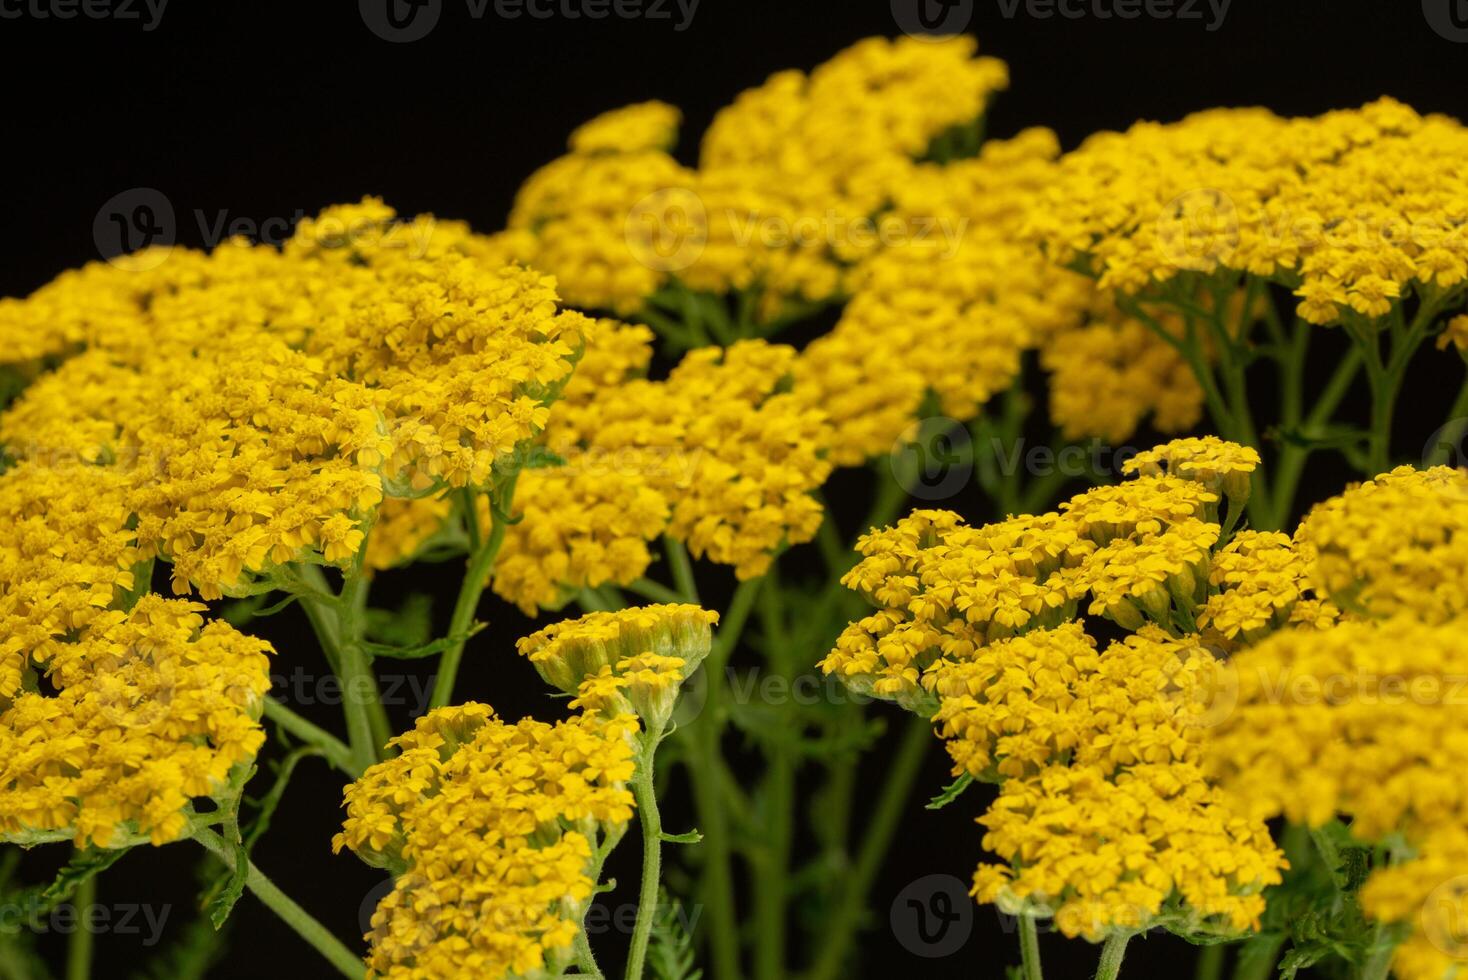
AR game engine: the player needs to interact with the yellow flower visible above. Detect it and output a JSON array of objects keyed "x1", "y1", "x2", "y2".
[
  {"x1": 1295, "y1": 465, "x2": 1468, "y2": 623},
  {"x1": 569, "y1": 101, "x2": 681, "y2": 154},
  {"x1": 974, "y1": 762, "x2": 1284, "y2": 942},
  {"x1": 0, "y1": 595, "x2": 272, "y2": 848},
  {"x1": 336, "y1": 704, "x2": 636, "y2": 980},
  {"x1": 517, "y1": 604, "x2": 717, "y2": 720},
  {"x1": 1205, "y1": 616, "x2": 1468, "y2": 839}
]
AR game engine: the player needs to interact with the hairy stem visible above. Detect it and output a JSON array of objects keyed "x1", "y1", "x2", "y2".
[
  {"x1": 430, "y1": 471, "x2": 519, "y2": 709},
  {"x1": 1019, "y1": 913, "x2": 1043, "y2": 980},
  {"x1": 625, "y1": 732, "x2": 664, "y2": 980},
  {"x1": 1095, "y1": 932, "x2": 1131, "y2": 980}
]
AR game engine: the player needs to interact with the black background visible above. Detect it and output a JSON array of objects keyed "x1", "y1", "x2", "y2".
[{"x1": 3, "y1": 1, "x2": 1467, "y2": 978}]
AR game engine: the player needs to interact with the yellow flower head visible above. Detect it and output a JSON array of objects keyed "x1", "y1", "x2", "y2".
[
  {"x1": 517, "y1": 604, "x2": 718, "y2": 712},
  {"x1": 1124, "y1": 435, "x2": 1261, "y2": 507},
  {"x1": 1296, "y1": 465, "x2": 1468, "y2": 623},
  {"x1": 0, "y1": 595, "x2": 272, "y2": 848},
  {"x1": 1205, "y1": 616, "x2": 1468, "y2": 839},
  {"x1": 973, "y1": 761, "x2": 1284, "y2": 942},
  {"x1": 336, "y1": 703, "x2": 636, "y2": 980},
  {"x1": 569, "y1": 101, "x2": 681, "y2": 154}
]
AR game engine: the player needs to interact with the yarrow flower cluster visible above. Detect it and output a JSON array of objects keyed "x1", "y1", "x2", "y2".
[
  {"x1": 334, "y1": 703, "x2": 637, "y2": 979},
  {"x1": 1, "y1": 595, "x2": 272, "y2": 848},
  {"x1": 5, "y1": 30, "x2": 1468, "y2": 980},
  {"x1": 821, "y1": 437, "x2": 1378, "y2": 944},
  {"x1": 517, "y1": 604, "x2": 717, "y2": 730},
  {"x1": 1024, "y1": 99, "x2": 1468, "y2": 323}
]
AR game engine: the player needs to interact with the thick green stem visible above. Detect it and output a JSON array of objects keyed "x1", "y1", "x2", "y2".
[
  {"x1": 1269, "y1": 346, "x2": 1362, "y2": 528},
  {"x1": 574, "y1": 930, "x2": 603, "y2": 979},
  {"x1": 1095, "y1": 932, "x2": 1132, "y2": 980},
  {"x1": 684, "y1": 577, "x2": 763, "y2": 980},
  {"x1": 1192, "y1": 943, "x2": 1224, "y2": 980},
  {"x1": 335, "y1": 565, "x2": 385, "y2": 772},
  {"x1": 66, "y1": 873, "x2": 95, "y2": 980},
  {"x1": 194, "y1": 827, "x2": 363, "y2": 979},
  {"x1": 1232, "y1": 933, "x2": 1285, "y2": 980},
  {"x1": 627, "y1": 577, "x2": 687, "y2": 605},
  {"x1": 430, "y1": 472, "x2": 519, "y2": 709},
  {"x1": 664, "y1": 536, "x2": 700, "y2": 603},
  {"x1": 754, "y1": 578, "x2": 793, "y2": 980},
  {"x1": 1019, "y1": 914, "x2": 1043, "y2": 980},
  {"x1": 262, "y1": 697, "x2": 360, "y2": 776},
  {"x1": 625, "y1": 733, "x2": 664, "y2": 980},
  {"x1": 806, "y1": 714, "x2": 932, "y2": 980},
  {"x1": 294, "y1": 564, "x2": 391, "y2": 755}
]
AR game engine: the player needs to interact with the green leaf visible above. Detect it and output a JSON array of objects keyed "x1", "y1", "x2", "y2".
[
  {"x1": 646, "y1": 888, "x2": 703, "y2": 980},
  {"x1": 365, "y1": 593, "x2": 434, "y2": 648},
  {"x1": 26, "y1": 847, "x2": 133, "y2": 914},
  {"x1": 249, "y1": 592, "x2": 302, "y2": 619},
  {"x1": 363, "y1": 622, "x2": 484, "y2": 660},
  {"x1": 659, "y1": 829, "x2": 703, "y2": 845},
  {"x1": 204, "y1": 839, "x2": 248, "y2": 929},
  {"x1": 925, "y1": 773, "x2": 974, "y2": 810},
  {"x1": 220, "y1": 593, "x2": 271, "y2": 628}
]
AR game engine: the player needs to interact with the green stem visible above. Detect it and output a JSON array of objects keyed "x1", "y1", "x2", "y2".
[
  {"x1": 1269, "y1": 346, "x2": 1362, "y2": 528},
  {"x1": 806, "y1": 714, "x2": 932, "y2": 980},
  {"x1": 625, "y1": 732, "x2": 664, "y2": 980},
  {"x1": 293, "y1": 564, "x2": 391, "y2": 752},
  {"x1": 574, "y1": 827, "x2": 623, "y2": 980},
  {"x1": 1359, "y1": 938, "x2": 1396, "y2": 980},
  {"x1": 574, "y1": 930, "x2": 604, "y2": 979},
  {"x1": 754, "y1": 577, "x2": 793, "y2": 980},
  {"x1": 193, "y1": 827, "x2": 363, "y2": 979},
  {"x1": 1193, "y1": 943, "x2": 1223, "y2": 980},
  {"x1": 335, "y1": 563, "x2": 385, "y2": 772},
  {"x1": 627, "y1": 577, "x2": 687, "y2": 605},
  {"x1": 1231, "y1": 933, "x2": 1285, "y2": 980},
  {"x1": 262, "y1": 697, "x2": 360, "y2": 776},
  {"x1": 1095, "y1": 932, "x2": 1132, "y2": 980},
  {"x1": 1019, "y1": 913, "x2": 1043, "y2": 980},
  {"x1": 663, "y1": 536, "x2": 700, "y2": 603},
  {"x1": 430, "y1": 472, "x2": 519, "y2": 710},
  {"x1": 1428, "y1": 373, "x2": 1468, "y2": 466},
  {"x1": 66, "y1": 872, "x2": 95, "y2": 980},
  {"x1": 684, "y1": 578, "x2": 763, "y2": 980}
]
